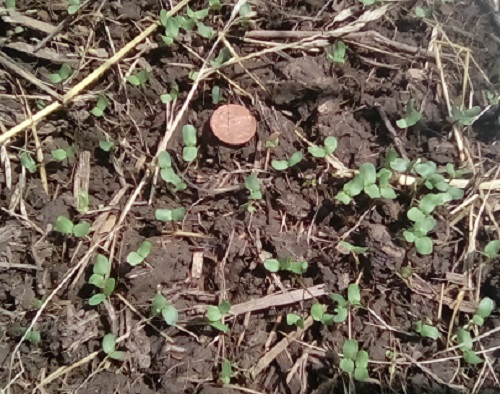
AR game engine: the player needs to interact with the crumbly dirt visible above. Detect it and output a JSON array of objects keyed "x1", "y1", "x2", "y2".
[{"x1": 1, "y1": 0, "x2": 500, "y2": 393}]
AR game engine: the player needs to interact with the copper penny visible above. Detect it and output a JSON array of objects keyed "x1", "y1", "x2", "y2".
[{"x1": 210, "y1": 104, "x2": 257, "y2": 145}]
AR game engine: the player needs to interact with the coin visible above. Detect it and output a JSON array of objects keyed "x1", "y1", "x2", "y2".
[{"x1": 210, "y1": 104, "x2": 257, "y2": 145}]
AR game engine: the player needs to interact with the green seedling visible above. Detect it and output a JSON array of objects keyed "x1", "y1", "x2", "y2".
[
  {"x1": 219, "y1": 359, "x2": 234, "y2": 385},
  {"x1": 337, "y1": 241, "x2": 368, "y2": 255},
  {"x1": 211, "y1": 85, "x2": 223, "y2": 104},
  {"x1": 243, "y1": 174, "x2": 262, "y2": 213},
  {"x1": 126, "y1": 70, "x2": 149, "y2": 86},
  {"x1": 188, "y1": 70, "x2": 200, "y2": 81},
  {"x1": 24, "y1": 329, "x2": 41, "y2": 345},
  {"x1": 49, "y1": 64, "x2": 72, "y2": 84},
  {"x1": 340, "y1": 339, "x2": 369, "y2": 381},
  {"x1": 184, "y1": 6, "x2": 215, "y2": 39},
  {"x1": 91, "y1": 95, "x2": 109, "y2": 117},
  {"x1": 160, "y1": 10, "x2": 181, "y2": 45},
  {"x1": 414, "y1": 320, "x2": 440, "y2": 339},
  {"x1": 158, "y1": 151, "x2": 187, "y2": 191},
  {"x1": 155, "y1": 207, "x2": 186, "y2": 222},
  {"x1": 182, "y1": 125, "x2": 198, "y2": 162},
  {"x1": 329, "y1": 283, "x2": 362, "y2": 323},
  {"x1": 76, "y1": 191, "x2": 89, "y2": 213},
  {"x1": 326, "y1": 40, "x2": 346, "y2": 64},
  {"x1": 415, "y1": 6, "x2": 432, "y2": 18},
  {"x1": 160, "y1": 84, "x2": 179, "y2": 104},
  {"x1": 209, "y1": 0, "x2": 222, "y2": 10},
  {"x1": 484, "y1": 240, "x2": 500, "y2": 259},
  {"x1": 263, "y1": 256, "x2": 308, "y2": 275},
  {"x1": 286, "y1": 313, "x2": 305, "y2": 328},
  {"x1": 311, "y1": 303, "x2": 335, "y2": 325},
  {"x1": 127, "y1": 240, "x2": 152, "y2": 266},
  {"x1": 486, "y1": 91, "x2": 500, "y2": 105},
  {"x1": 19, "y1": 151, "x2": 37, "y2": 173},
  {"x1": 207, "y1": 300, "x2": 231, "y2": 333},
  {"x1": 448, "y1": 106, "x2": 482, "y2": 126},
  {"x1": 6, "y1": 0, "x2": 16, "y2": 10},
  {"x1": 471, "y1": 297, "x2": 494, "y2": 327},
  {"x1": 271, "y1": 151, "x2": 303, "y2": 171},
  {"x1": 336, "y1": 164, "x2": 397, "y2": 204},
  {"x1": 210, "y1": 48, "x2": 231, "y2": 69},
  {"x1": 88, "y1": 254, "x2": 115, "y2": 306},
  {"x1": 99, "y1": 140, "x2": 116, "y2": 152},
  {"x1": 238, "y1": 2, "x2": 256, "y2": 19},
  {"x1": 102, "y1": 333, "x2": 126, "y2": 361},
  {"x1": 308, "y1": 136, "x2": 337, "y2": 158},
  {"x1": 55, "y1": 215, "x2": 90, "y2": 238},
  {"x1": 456, "y1": 328, "x2": 482, "y2": 365},
  {"x1": 51, "y1": 145, "x2": 76, "y2": 162},
  {"x1": 67, "y1": 0, "x2": 80, "y2": 14},
  {"x1": 151, "y1": 293, "x2": 178, "y2": 325},
  {"x1": 396, "y1": 99, "x2": 422, "y2": 128}
]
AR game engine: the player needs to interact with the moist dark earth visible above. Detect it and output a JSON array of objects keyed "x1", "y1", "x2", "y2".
[{"x1": 1, "y1": 0, "x2": 500, "y2": 393}]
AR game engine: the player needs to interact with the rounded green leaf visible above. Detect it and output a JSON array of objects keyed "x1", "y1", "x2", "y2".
[
  {"x1": 183, "y1": 147, "x2": 198, "y2": 162},
  {"x1": 126, "y1": 75, "x2": 140, "y2": 86},
  {"x1": 335, "y1": 191, "x2": 351, "y2": 205},
  {"x1": 159, "y1": 9, "x2": 168, "y2": 27},
  {"x1": 448, "y1": 186, "x2": 464, "y2": 200},
  {"x1": 348, "y1": 283, "x2": 361, "y2": 306},
  {"x1": 211, "y1": 85, "x2": 223, "y2": 104},
  {"x1": 356, "y1": 350, "x2": 369, "y2": 369},
  {"x1": 152, "y1": 294, "x2": 168, "y2": 315},
  {"x1": 414, "y1": 162, "x2": 437, "y2": 178},
  {"x1": 359, "y1": 163, "x2": 377, "y2": 185},
  {"x1": 210, "y1": 320, "x2": 230, "y2": 333},
  {"x1": 73, "y1": 222, "x2": 90, "y2": 237},
  {"x1": 324, "y1": 136, "x2": 338, "y2": 154},
  {"x1": 413, "y1": 216, "x2": 436, "y2": 234},
  {"x1": 457, "y1": 328, "x2": 473, "y2": 351},
  {"x1": 196, "y1": 22, "x2": 215, "y2": 39},
  {"x1": 343, "y1": 339, "x2": 359, "y2": 360},
  {"x1": 51, "y1": 149, "x2": 68, "y2": 161},
  {"x1": 420, "y1": 324, "x2": 439, "y2": 339},
  {"x1": 415, "y1": 236, "x2": 433, "y2": 255},
  {"x1": 55, "y1": 216, "x2": 74, "y2": 235},
  {"x1": 378, "y1": 168, "x2": 392, "y2": 186},
  {"x1": 271, "y1": 160, "x2": 289, "y2": 171},
  {"x1": 171, "y1": 207, "x2": 186, "y2": 221},
  {"x1": 290, "y1": 261, "x2": 308, "y2": 274},
  {"x1": 311, "y1": 303, "x2": 325, "y2": 322},
  {"x1": 333, "y1": 307, "x2": 348, "y2": 323},
  {"x1": 218, "y1": 301, "x2": 231, "y2": 315},
  {"x1": 91, "y1": 108, "x2": 104, "y2": 118},
  {"x1": 407, "y1": 207, "x2": 426, "y2": 222},
  {"x1": 162, "y1": 304, "x2": 179, "y2": 325},
  {"x1": 322, "y1": 313, "x2": 335, "y2": 325},
  {"x1": 207, "y1": 305, "x2": 223, "y2": 322},
  {"x1": 472, "y1": 315, "x2": 484, "y2": 326},
  {"x1": 161, "y1": 167, "x2": 182, "y2": 185},
  {"x1": 354, "y1": 367, "x2": 369, "y2": 381},
  {"x1": 127, "y1": 252, "x2": 143, "y2": 266},
  {"x1": 264, "y1": 259, "x2": 280, "y2": 272},
  {"x1": 329, "y1": 293, "x2": 347, "y2": 307},
  {"x1": 288, "y1": 151, "x2": 303, "y2": 167},
  {"x1": 244, "y1": 174, "x2": 260, "y2": 192},
  {"x1": 286, "y1": 313, "x2": 301, "y2": 326},
  {"x1": 403, "y1": 230, "x2": 417, "y2": 243},
  {"x1": 484, "y1": 240, "x2": 500, "y2": 259},
  {"x1": 380, "y1": 187, "x2": 397, "y2": 199},
  {"x1": 364, "y1": 184, "x2": 380, "y2": 199},
  {"x1": 158, "y1": 151, "x2": 172, "y2": 168},
  {"x1": 344, "y1": 175, "x2": 364, "y2": 197},
  {"x1": 109, "y1": 350, "x2": 126, "y2": 361},
  {"x1": 390, "y1": 158, "x2": 410, "y2": 172},
  {"x1": 155, "y1": 209, "x2": 172, "y2": 222},
  {"x1": 102, "y1": 333, "x2": 116, "y2": 354},
  {"x1": 182, "y1": 125, "x2": 197, "y2": 146},
  {"x1": 463, "y1": 350, "x2": 483, "y2": 365},
  {"x1": 308, "y1": 146, "x2": 326, "y2": 158},
  {"x1": 137, "y1": 241, "x2": 152, "y2": 258},
  {"x1": 19, "y1": 152, "x2": 37, "y2": 173},
  {"x1": 165, "y1": 17, "x2": 179, "y2": 38},
  {"x1": 103, "y1": 278, "x2": 116, "y2": 296},
  {"x1": 339, "y1": 358, "x2": 355, "y2": 374},
  {"x1": 94, "y1": 254, "x2": 109, "y2": 275},
  {"x1": 88, "y1": 273, "x2": 105, "y2": 288},
  {"x1": 99, "y1": 141, "x2": 114, "y2": 152},
  {"x1": 476, "y1": 297, "x2": 494, "y2": 319},
  {"x1": 89, "y1": 293, "x2": 105, "y2": 306}
]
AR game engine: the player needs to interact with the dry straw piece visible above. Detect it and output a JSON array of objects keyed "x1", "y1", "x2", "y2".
[{"x1": 210, "y1": 104, "x2": 257, "y2": 145}]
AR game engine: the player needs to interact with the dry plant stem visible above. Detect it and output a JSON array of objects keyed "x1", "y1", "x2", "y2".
[{"x1": 0, "y1": 0, "x2": 190, "y2": 145}]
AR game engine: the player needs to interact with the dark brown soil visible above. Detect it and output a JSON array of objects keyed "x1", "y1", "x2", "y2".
[{"x1": 1, "y1": 0, "x2": 500, "y2": 393}]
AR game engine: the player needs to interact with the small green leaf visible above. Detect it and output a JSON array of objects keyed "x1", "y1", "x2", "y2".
[
  {"x1": 476, "y1": 297, "x2": 494, "y2": 319},
  {"x1": 51, "y1": 149, "x2": 68, "y2": 161},
  {"x1": 457, "y1": 328, "x2": 473, "y2": 351},
  {"x1": 338, "y1": 241, "x2": 368, "y2": 255},
  {"x1": 354, "y1": 367, "x2": 369, "y2": 381},
  {"x1": 93, "y1": 254, "x2": 110, "y2": 275},
  {"x1": 327, "y1": 41, "x2": 346, "y2": 64},
  {"x1": 271, "y1": 160, "x2": 289, "y2": 171},
  {"x1": 160, "y1": 9, "x2": 168, "y2": 27},
  {"x1": 127, "y1": 252, "x2": 144, "y2": 266},
  {"x1": 161, "y1": 36, "x2": 174, "y2": 45},
  {"x1": 152, "y1": 294, "x2": 168, "y2": 315},
  {"x1": 396, "y1": 100, "x2": 422, "y2": 128},
  {"x1": 210, "y1": 320, "x2": 230, "y2": 333},
  {"x1": 347, "y1": 283, "x2": 361, "y2": 305},
  {"x1": 344, "y1": 175, "x2": 364, "y2": 196},
  {"x1": 49, "y1": 73, "x2": 63, "y2": 84},
  {"x1": 207, "y1": 305, "x2": 223, "y2": 322},
  {"x1": 155, "y1": 208, "x2": 185, "y2": 222},
  {"x1": 209, "y1": 0, "x2": 222, "y2": 10},
  {"x1": 407, "y1": 207, "x2": 426, "y2": 222},
  {"x1": 403, "y1": 230, "x2": 417, "y2": 243},
  {"x1": 286, "y1": 313, "x2": 303, "y2": 326},
  {"x1": 413, "y1": 216, "x2": 436, "y2": 234},
  {"x1": 218, "y1": 300, "x2": 231, "y2": 315},
  {"x1": 211, "y1": 85, "x2": 223, "y2": 104},
  {"x1": 183, "y1": 147, "x2": 198, "y2": 162},
  {"x1": 73, "y1": 222, "x2": 90, "y2": 237},
  {"x1": 364, "y1": 184, "x2": 380, "y2": 198},
  {"x1": 335, "y1": 192, "x2": 351, "y2": 205},
  {"x1": 308, "y1": 146, "x2": 326, "y2": 158},
  {"x1": 109, "y1": 351, "x2": 126, "y2": 361},
  {"x1": 311, "y1": 303, "x2": 325, "y2": 322},
  {"x1": 6, "y1": 0, "x2": 16, "y2": 10},
  {"x1": 67, "y1": 4, "x2": 80, "y2": 14},
  {"x1": 343, "y1": 339, "x2": 359, "y2": 359},
  {"x1": 329, "y1": 293, "x2": 347, "y2": 307},
  {"x1": 415, "y1": 6, "x2": 427, "y2": 18},
  {"x1": 239, "y1": 2, "x2": 254, "y2": 17},
  {"x1": 288, "y1": 151, "x2": 303, "y2": 167},
  {"x1": 89, "y1": 293, "x2": 105, "y2": 306},
  {"x1": 472, "y1": 315, "x2": 484, "y2": 326},
  {"x1": 59, "y1": 64, "x2": 73, "y2": 80},
  {"x1": 182, "y1": 125, "x2": 197, "y2": 147},
  {"x1": 99, "y1": 141, "x2": 115, "y2": 152},
  {"x1": 55, "y1": 216, "x2": 74, "y2": 235},
  {"x1": 19, "y1": 152, "x2": 37, "y2": 173},
  {"x1": 165, "y1": 17, "x2": 179, "y2": 38},
  {"x1": 290, "y1": 261, "x2": 308, "y2": 274},
  {"x1": 244, "y1": 174, "x2": 260, "y2": 192},
  {"x1": 324, "y1": 136, "x2": 338, "y2": 154},
  {"x1": 463, "y1": 350, "x2": 483, "y2": 365},
  {"x1": 415, "y1": 236, "x2": 433, "y2": 255},
  {"x1": 263, "y1": 259, "x2": 280, "y2": 272},
  {"x1": 103, "y1": 278, "x2": 115, "y2": 296},
  {"x1": 484, "y1": 240, "x2": 500, "y2": 259},
  {"x1": 414, "y1": 161, "x2": 437, "y2": 178},
  {"x1": 419, "y1": 323, "x2": 440, "y2": 339},
  {"x1": 196, "y1": 22, "x2": 215, "y2": 39},
  {"x1": 356, "y1": 350, "x2": 369, "y2": 369},
  {"x1": 162, "y1": 304, "x2": 179, "y2": 325},
  {"x1": 340, "y1": 358, "x2": 355, "y2": 374},
  {"x1": 322, "y1": 314, "x2": 335, "y2": 325},
  {"x1": 26, "y1": 329, "x2": 41, "y2": 345},
  {"x1": 102, "y1": 333, "x2": 116, "y2": 354},
  {"x1": 333, "y1": 307, "x2": 348, "y2": 323},
  {"x1": 158, "y1": 151, "x2": 172, "y2": 168},
  {"x1": 88, "y1": 273, "x2": 105, "y2": 288},
  {"x1": 137, "y1": 241, "x2": 152, "y2": 258},
  {"x1": 380, "y1": 187, "x2": 397, "y2": 199},
  {"x1": 390, "y1": 158, "x2": 410, "y2": 172}
]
